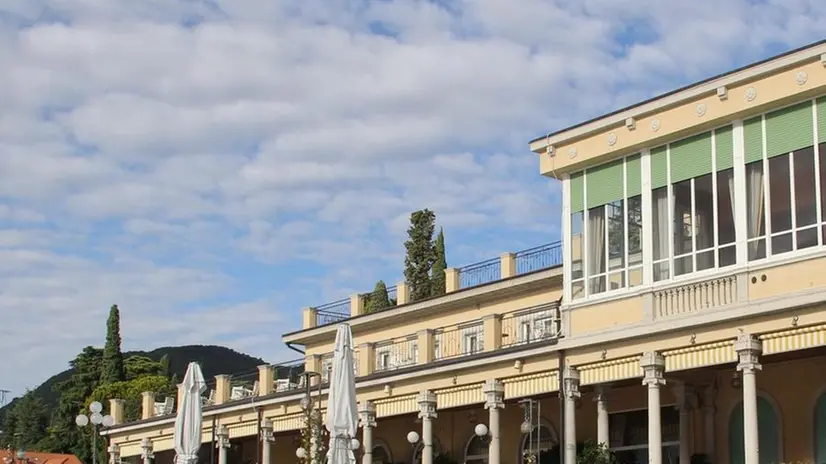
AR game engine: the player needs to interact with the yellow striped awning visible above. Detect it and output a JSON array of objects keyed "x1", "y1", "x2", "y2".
[
  {"x1": 663, "y1": 340, "x2": 736, "y2": 371},
  {"x1": 760, "y1": 323, "x2": 826, "y2": 354},
  {"x1": 578, "y1": 356, "x2": 642, "y2": 385}
]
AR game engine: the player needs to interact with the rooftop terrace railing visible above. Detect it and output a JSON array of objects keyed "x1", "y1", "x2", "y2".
[{"x1": 301, "y1": 240, "x2": 563, "y2": 330}]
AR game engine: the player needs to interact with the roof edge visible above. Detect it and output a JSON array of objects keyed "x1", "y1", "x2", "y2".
[{"x1": 529, "y1": 38, "x2": 826, "y2": 150}]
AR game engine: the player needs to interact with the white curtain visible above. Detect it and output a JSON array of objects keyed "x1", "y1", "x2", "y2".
[
  {"x1": 652, "y1": 189, "x2": 670, "y2": 280},
  {"x1": 587, "y1": 208, "x2": 605, "y2": 293},
  {"x1": 747, "y1": 164, "x2": 765, "y2": 258}
]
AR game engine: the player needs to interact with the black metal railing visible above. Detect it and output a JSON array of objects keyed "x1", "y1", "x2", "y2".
[
  {"x1": 500, "y1": 303, "x2": 560, "y2": 349},
  {"x1": 434, "y1": 324, "x2": 484, "y2": 360},
  {"x1": 273, "y1": 358, "x2": 306, "y2": 393},
  {"x1": 373, "y1": 337, "x2": 418, "y2": 372},
  {"x1": 515, "y1": 241, "x2": 563, "y2": 275},
  {"x1": 458, "y1": 257, "x2": 501, "y2": 289},
  {"x1": 315, "y1": 298, "x2": 350, "y2": 326}
]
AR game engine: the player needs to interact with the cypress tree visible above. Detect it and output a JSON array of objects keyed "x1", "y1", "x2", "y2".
[
  {"x1": 404, "y1": 209, "x2": 436, "y2": 301},
  {"x1": 430, "y1": 228, "x2": 447, "y2": 296},
  {"x1": 100, "y1": 304, "x2": 126, "y2": 384},
  {"x1": 365, "y1": 280, "x2": 392, "y2": 313},
  {"x1": 159, "y1": 354, "x2": 171, "y2": 378}
]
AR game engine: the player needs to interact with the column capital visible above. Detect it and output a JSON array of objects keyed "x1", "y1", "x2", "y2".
[
  {"x1": 108, "y1": 444, "x2": 120, "y2": 464},
  {"x1": 593, "y1": 384, "x2": 611, "y2": 402},
  {"x1": 418, "y1": 390, "x2": 438, "y2": 420},
  {"x1": 140, "y1": 438, "x2": 154, "y2": 460},
  {"x1": 640, "y1": 351, "x2": 666, "y2": 387},
  {"x1": 215, "y1": 424, "x2": 231, "y2": 448},
  {"x1": 562, "y1": 366, "x2": 580, "y2": 399},
  {"x1": 483, "y1": 379, "x2": 505, "y2": 409},
  {"x1": 359, "y1": 400, "x2": 377, "y2": 428},
  {"x1": 734, "y1": 333, "x2": 762, "y2": 373}
]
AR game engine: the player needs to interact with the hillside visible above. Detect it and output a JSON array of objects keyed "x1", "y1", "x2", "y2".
[{"x1": 0, "y1": 345, "x2": 265, "y2": 420}]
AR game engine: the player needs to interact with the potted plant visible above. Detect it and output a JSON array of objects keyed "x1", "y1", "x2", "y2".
[{"x1": 576, "y1": 440, "x2": 616, "y2": 464}]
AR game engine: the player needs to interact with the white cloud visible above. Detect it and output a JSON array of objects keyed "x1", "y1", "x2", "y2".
[{"x1": 0, "y1": 0, "x2": 824, "y2": 397}]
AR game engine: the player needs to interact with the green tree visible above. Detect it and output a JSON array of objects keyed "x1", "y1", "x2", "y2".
[
  {"x1": 577, "y1": 440, "x2": 616, "y2": 464},
  {"x1": 430, "y1": 228, "x2": 447, "y2": 297},
  {"x1": 364, "y1": 280, "x2": 392, "y2": 313},
  {"x1": 41, "y1": 347, "x2": 104, "y2": 461},
  {"x1": 159, "y1": 354, "x2": 171, "y2": 378},
  {"x1": 87, "y1": 375, "x2": 175, "y2": 422},
  {"x1": 100, "y1": 305, "x2": 125, "y2": 384},
  {"x1": 125, "y1": 355, "x2": 166, "y2": 380},
  {"x1": 404, "y1": 209, "x2": 437, "y2": 301},
  {"x1": 0, "y1": 391, "x2": 50, "y2": 450}
]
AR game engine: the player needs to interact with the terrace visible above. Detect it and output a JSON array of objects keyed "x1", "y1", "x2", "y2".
[{"x1": 302, "y1": 241, "x2": 562, "y2": 330}]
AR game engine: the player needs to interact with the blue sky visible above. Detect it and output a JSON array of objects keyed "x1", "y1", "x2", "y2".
[{"x1": 1, "y1": 0, "x2": 826, "y2": 399}]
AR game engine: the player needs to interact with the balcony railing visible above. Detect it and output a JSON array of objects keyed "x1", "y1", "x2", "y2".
[
  {"x1": 315, "y1": 298, "x2": 351, "y2": 325},
  {"x1": 500, "y1": 304, "x2": 560, "y2": 348},
  {"x1": 273, "y1": 358, "x2": 305, "y2": 393},
  {"x1": 303, "y1": 241, "x2": 562, "y2": 329},
  {"x1": 374, "y1": 337, "x2": 418, "y2": 372},
  {"x1": 458, "y1": 257, "x2": 501, "y2": 289},
  {"x1": 320, "y1": 350, "x2": 360, "y2": 383},
  {"x1": 434, "y1": 323, "x2": 484, "y2": 361},
  {"x1": 515, "y1": 241, "x2": 563, "y2": 276}
]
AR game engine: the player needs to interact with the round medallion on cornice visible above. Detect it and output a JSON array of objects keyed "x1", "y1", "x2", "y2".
[
  {"x1": 796, "y1": 71, "x2": 808, "y2": 86},
  {"x1": 696, "y1": 103, "x2": 707, "y2": 117},
  {"x1": 650, "y1": 119, "x2": 661, "y2": 132},
  {"x1": 568, "y1": 147, "x2": 577, "y2": 159},
  {"x1": 607, "y1": 132, "x2": 618, "y2": 146},
  {"x1": 744, "y1": 87, "x2": 757, "y2": 102}
]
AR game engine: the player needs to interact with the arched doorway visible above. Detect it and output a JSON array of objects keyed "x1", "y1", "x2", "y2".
[
  {"x1": 728, "y1": 395, "x2": 781, "y2": 464},
  {"x1": 814, "y1": 392, "x2": 826, "y2": 463},
  {"x1": 520, "y1": 423, "x2": 558, "y2": 464},
  {"x1": 464, "y1": 433, "x2": 489, "y2": 464},
  {"x1": 371, "y1": 439, "x2": 393, "y2": 464}
]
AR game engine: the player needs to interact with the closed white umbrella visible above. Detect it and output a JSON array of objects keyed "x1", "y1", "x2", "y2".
[
  {"x1": 325, "y1": 324, "x2": 358, "y2": 464},
  {"x1": 174, "y1": 362, "x2": 207, "y2": 464}
]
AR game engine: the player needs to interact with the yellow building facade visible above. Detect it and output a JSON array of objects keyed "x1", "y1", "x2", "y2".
[{"x1": 102, "y1": 41, "x2": 826, "y2": 464}]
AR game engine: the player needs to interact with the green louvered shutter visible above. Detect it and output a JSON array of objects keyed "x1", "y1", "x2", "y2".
[
  {"x1": 715, "y1": 125, "x2": 734, "y2": 171},
  {"x1": 765, "y1": 100, "x2": 814, "y2": 158},
  {"x1": 818, "y1": 97, "x2": 826, "y2": 143},
  {"x1": 570, "y1": 172, "x2": 584, "y2": 214},
  {"x1": 626, "y1": 154, "x2": 642, "y2": 197},
  {"x1": 586, "y1": 159, "x2": 624, "y2": 209},
  {"x1": 669, "y1": 132, "x2": 712, "y2": 183},
  {"x1": 650, "y1": 145, "x2": 668, "y2": 189},
  {"x1": 743, "y1": 116, "x2": 763, "y2": 163}
]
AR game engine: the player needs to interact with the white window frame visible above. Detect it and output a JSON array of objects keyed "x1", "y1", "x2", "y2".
[{"x1": 745, "y1": 98, "x2": 824, "y2": 263}]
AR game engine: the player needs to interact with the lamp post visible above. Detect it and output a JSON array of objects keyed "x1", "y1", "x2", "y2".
[
  {"x1": 295, "y1": 371, "x2": 322, "y2": 463},
  {"x1": 75, "y1": 401, "x2": 115, "y2": 464},
  {"x1": 406, "y1": 431, "x2": 419, "y2": 464},
  {"x1": 519, "y1": 399, "x2": 540, "y2": 464},
  {"x1": 474, "y1": 423, "x2": 489, "y2": 442}
]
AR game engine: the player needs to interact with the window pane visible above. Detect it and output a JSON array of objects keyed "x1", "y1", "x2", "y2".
[
  {"x1": 587, "y1": 206, "x2": 606, "y2": 294},
  {"x1": 794, "y1": 147, "x2": 817, "y2": 227},
  {"x1": 798, "y1": 227, "x2": 818, "y2": 250},
  {"x1": 746, "y1": 161, "x2": 766, "y2": 239},
  {"x1": 772, "y1": 232, "x2": 793, "y2": 255},
  {"x1": 652, "y1": 187, "x2": 669, "y2": 260},
  {"x1": 820, "y1": 143, "x2": 826, "y2": 225},
  {"x1": 627, "y1": 196, "x2": 642, "y2": 266},
  {"x1": 673, "y1": 180, "x2": 692, "y2": 276},
  {"x1": 694, "y1": 174, "x2": 714, "y2": 251},
  {"x1": 571, "y1": 212, "x2": 584, "y2": 280},
  {"x1": 608, "y1": 200, "x2": 625, "y2": 271},
  {"x1": 719, "y1": 244, "x2": 736, "y2": 267},
  {"x1": 769, "y1": 154, "x2": 792, "y2": 233},
  {"x1": 717, "y1": 169, "x2": 736, "y2": 245}
]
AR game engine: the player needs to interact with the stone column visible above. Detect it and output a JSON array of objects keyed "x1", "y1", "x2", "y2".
[
  {"x1": 563, "y1": 367, "x2": 580, "y2": 464},
  {"x1": 108, "y1": 444, "x2": 120, "y2": 464},
  {"x1": 216, "y1": 425, "x2": 230, "y2": 464},
  {"x1": 140, "y1": 438, "x2": 154, "y2": 464},
  {"x1": 641, "y1": 352, "x2": 666, "y2": 464},
  {"x1": 672, "y1": 383, "x2": 694, "y2": 464},
  {"x1": 359, "y1": 401, "x2": 377, "y2": 464},
  {"x1": 261, "y1": 419, "x2": 274, "y2": 464},
  {"x1": 418, "y1": 391, "x2": 438, "y2": 464},
  {"x1": 483, "y1": 380, "x2": 505, "y2": 464},
  {"x1": 594, "y1": 385, "x2": 610, "y2": 447},
  {"x1": 735, "y1": 334, "x2": 762, "y2": 464},
  {"x1": 702, "y1": 385, "x2": 717, "y2": 462}
]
